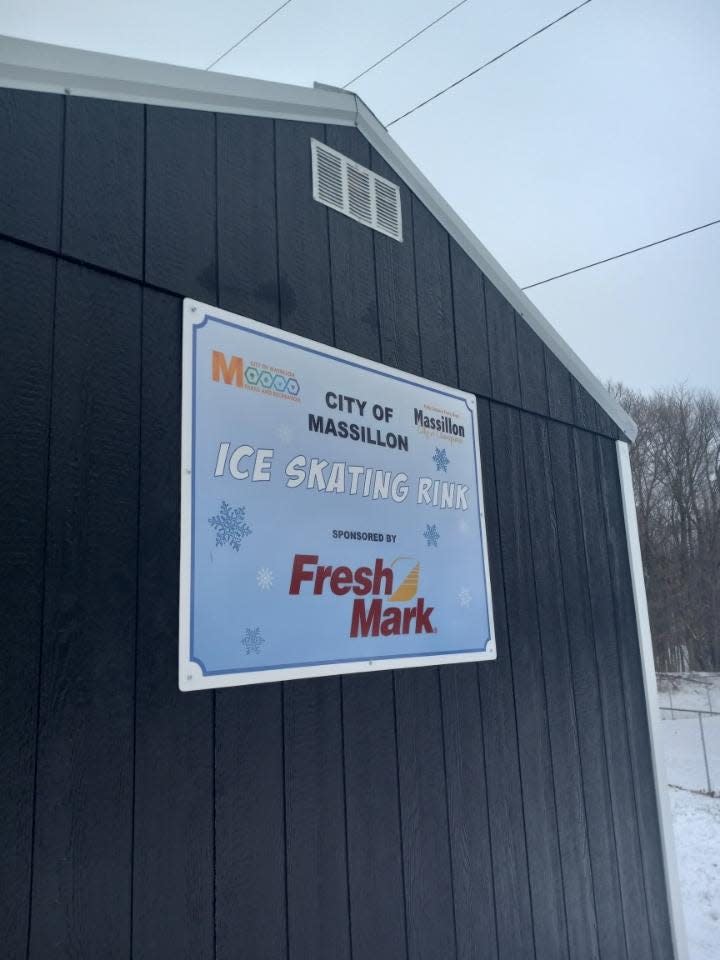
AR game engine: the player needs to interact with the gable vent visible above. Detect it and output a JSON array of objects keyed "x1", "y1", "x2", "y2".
[{"x1": 311, "y1": 139, "x2": 403, "y2": 242}]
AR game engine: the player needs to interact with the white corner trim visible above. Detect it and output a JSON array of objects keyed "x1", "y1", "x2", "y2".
[
  {"x1": 0, "y1": 33, "x2": 636, "y2": 441},
  {"x1": 616, "y1": 441, "x2": 688, "y2": 960}
]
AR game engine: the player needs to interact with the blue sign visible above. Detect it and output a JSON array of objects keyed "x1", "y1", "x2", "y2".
[{"x1": 179, "y1": 300, "x2": 496, "y2": 689}]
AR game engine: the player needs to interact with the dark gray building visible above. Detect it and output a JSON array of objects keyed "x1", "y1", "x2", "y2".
[{"x1": 0, "y1": 35, "x2": 685, "y2": 960}]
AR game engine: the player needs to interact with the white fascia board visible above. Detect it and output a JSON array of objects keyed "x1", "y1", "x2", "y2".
[
  {"x1": 0, "y1": 34, "x2": 636, "y2": 440},
  {"x1": 0, "y1": 35, "x2": 355, "y2": 124}
]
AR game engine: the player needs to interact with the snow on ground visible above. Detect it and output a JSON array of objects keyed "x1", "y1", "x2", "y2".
[
  {"x1": 669, "y1": 787, "x2": 720, "y2": 960},
  {"x1": 663, "y1": 716, "x2": 720, "y2": 794},
  {"x1": 659, "y1": 674, "x2": 720, "y2": 960}
]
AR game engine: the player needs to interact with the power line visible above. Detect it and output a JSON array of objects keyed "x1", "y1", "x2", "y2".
[
  {"x1": 521, "y1": 218, "x2": 720, "y2": 290},
  {"x1": 206, "y1": 0, "x2": 295, "y2": 71},
  {"x1": 343, "y1": 0, "x2": 470, "y2": 89},
  {"x1": 387, "y1": 0, "x2": 592, "y2": 126}
]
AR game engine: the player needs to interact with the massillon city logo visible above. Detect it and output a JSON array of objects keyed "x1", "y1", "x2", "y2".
[
  {"x1": 211, "y1": 349, "x2": 300, "y2": 400},
  {"x1": 288, "y1": 555, "x2": 436, "y2": 638}
]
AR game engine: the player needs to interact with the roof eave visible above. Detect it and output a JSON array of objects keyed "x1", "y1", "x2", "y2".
[
  {"x1": 0, "y1": 34, "x2": 637, "y2": 442},
  {"x1": 0, "y1": 34, "x2": 356, "y2": 124}
]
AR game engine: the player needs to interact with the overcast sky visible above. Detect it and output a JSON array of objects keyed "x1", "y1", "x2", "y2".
[{"x1": 2, "y1": 0, "x2": 718, "y2": 393}]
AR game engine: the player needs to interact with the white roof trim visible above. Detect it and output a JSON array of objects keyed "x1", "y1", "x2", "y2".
[
  {"x1": 0, "y1": 34, "x2": 636, "y2": 440},
  {"x1": 0, "y1": 35, "x2": 355, "y2": 124}
]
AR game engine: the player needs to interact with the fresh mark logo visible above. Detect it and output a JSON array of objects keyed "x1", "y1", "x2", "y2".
[
  {"x1": 289, "y1": 554, "x2": 435, "y2": 638},
  {"x1": 212, "y1": 350, "x2": 300, "y2": 400},
  {"x1": 389, "y1": 557, "x2": 419, "y2": 601}
]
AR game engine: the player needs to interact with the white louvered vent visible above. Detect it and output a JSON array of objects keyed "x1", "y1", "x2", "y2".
[{"x1": 311, "y1": 139, "x2": 403, "y2": 242}]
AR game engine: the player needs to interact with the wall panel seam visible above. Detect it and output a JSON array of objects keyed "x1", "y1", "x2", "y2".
[
  {"x1": 544, "y1": 423, "x2": 602, "y2": 948},
  {"x1": 436, "y1": 669, "x2": 460, "y2": 960},
  {"x1": 322, "y1": 126, "x2": 337, "y2": 352},
  {"x1": 58, "y1": 94, "x2": 67, "y2": 253},
  {"x1": 281, "y1": 686, "x2": 290, "y2": 960},
  {"x1": 128, "y1": 281, "x2": 144, "y2": 958},
  {"x1": 519, "y1": 413, "x2": 574, "y2": 959},
  {"x1": 409, "y1": 197, "x2": 425, "y2": 379},
  {"x1": 511, "y1": 312, "x2": 524, "y2": 407},
  {"x1": 390, "y1": 672, "x2": 411, "y2": 960},
  {"x1": 213, "y1": 113, "x2": 220, "y2": 310},
  {"x1": 594, "y1": 437, "x2": 655, "y2": 951},
  {"x1": 339, "y1": 679, "x2": 355, "y2": 960},
  {"x1": 446, "y1": 233, "x2": 462, "y2": 395},
  {"x1": 141, "y1": 106, "x2": 147, "y2": 284},
  {"x1": 486, "y1": 403, "x2": 538, "y2": 960},
  {"x1": 473, "y1": 665, "x2": 500, "y2": 960},
  {"x1": 571, "y1": 430, "x2": 631, "y2": 956},
  {"x1": 212, "y1": 692, "x2": 217, "y2": 959},
  {"x1": 23, "y1": 254, "x2": 59, "y2": 960},
  {"x1": 272, "y1": 120, "x2": 283, "y2": 331}
]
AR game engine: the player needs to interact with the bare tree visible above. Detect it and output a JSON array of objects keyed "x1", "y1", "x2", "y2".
[{"x1": 611, "y1": 384, "x2": 720, "y2": 671}]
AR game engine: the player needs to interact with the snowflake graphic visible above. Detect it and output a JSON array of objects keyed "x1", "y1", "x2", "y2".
[
  {"x1": 433, "y1": 447, "x2": 450, "y2": 472},
  {"x1": 208, "y1": 501, "x2": 251, "y2": 551},
  {"x1": 458, "y1": 588, "x2": 472, "y2": 608},
  {"x1": 242, "y1": 627, "x2": 265, "y2": 655},
  {"x1": 275, "y1": 424, "x2": 292, "y2": 444},
  {"x1": 424, "y1": 523, "x2": 440, "y2": 548},
  {"x1": 257, "y1": 567, "x2": 274, "y2": 590}
]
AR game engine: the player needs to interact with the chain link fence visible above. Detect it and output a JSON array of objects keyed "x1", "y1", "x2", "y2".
[{"x1": 659, "y1": 704, "x2": 720, "y2": 796}]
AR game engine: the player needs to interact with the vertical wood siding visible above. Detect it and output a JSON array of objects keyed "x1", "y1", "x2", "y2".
[
  {"x1": 0, "y1": 240, "x2": 56, "y2": 957},
  {"x1": 29, "y1": 261, "x2": 141, "y2": 959},
  {"x1": 62, "y1": 97, "x2": 145, "y2": 279},
  {"x1": 217, "y1": 113, "x2": 279, "y2": 327},
  {"x1": 145, "y1": 106, "x2": 217, "y2": 302},
  {"x1": 0, "y1": 87, "x2": 669, "y2": 960},
  {"x1": 133, "y1": 288, "x2": 215, "y2": 959},
  {"x1": 520, "y1": 414, "x2": 599, "y2": 959},
  {"x1": 475, "y1": 398, "x2": 536, "y2": 959},
  {"x1": 0, "y1": 89, "x2": 64, "y2": 249},
  {"x1": 370, "y1": 150, "x2": 422, "y2": 377}
]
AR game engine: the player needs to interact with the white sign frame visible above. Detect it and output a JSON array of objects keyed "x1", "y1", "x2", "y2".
[{"x1": 179, "y1": 299, "x2": 496, "y2": 690}]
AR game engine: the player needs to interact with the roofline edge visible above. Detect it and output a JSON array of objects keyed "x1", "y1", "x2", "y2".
[
  {"x1": 353, "y1": 99, "x2": 637, "y2": 442},
  {"x1": 0, "y1": 34, "x2": 357, "y2": 125},
  {"x1": 0, "y1": 34, "x2": 637, "y2": 441}
]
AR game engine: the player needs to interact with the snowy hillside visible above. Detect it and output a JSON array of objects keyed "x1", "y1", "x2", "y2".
[{"x1": 658, "y1": 674, "x2": 719, "y2": 960}]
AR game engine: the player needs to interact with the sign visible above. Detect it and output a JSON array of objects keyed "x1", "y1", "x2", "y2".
[{"x1": 179, "y1": 300, "x2": 496, "y2": 689}]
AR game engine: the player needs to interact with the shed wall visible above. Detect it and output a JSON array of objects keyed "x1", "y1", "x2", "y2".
[{"x1": 0, "y1": 89, "x2": 671, "y2": 960}]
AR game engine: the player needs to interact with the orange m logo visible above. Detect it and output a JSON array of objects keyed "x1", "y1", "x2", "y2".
[{"x1": 212, "y1": 350, "x2": 244, "y2": 387}]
